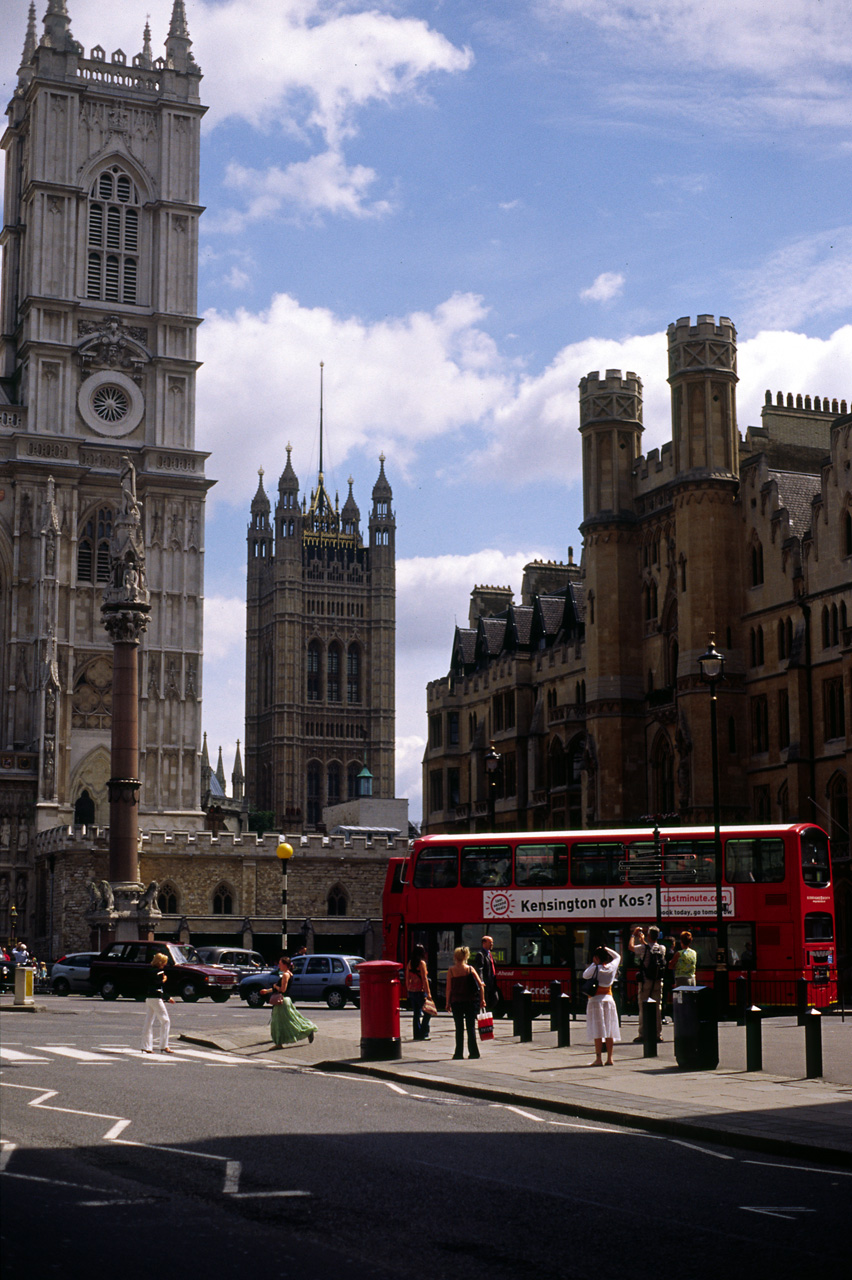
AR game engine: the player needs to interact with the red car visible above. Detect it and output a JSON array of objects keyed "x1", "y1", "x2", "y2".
[{"x1": 90, "y1": 940, "x2": 239, "y2": 1003}]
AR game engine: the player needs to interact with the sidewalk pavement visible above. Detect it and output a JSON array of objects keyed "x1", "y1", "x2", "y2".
[{"x1": 180, "y1": 1008, "x2": 852, "y2": 1167}]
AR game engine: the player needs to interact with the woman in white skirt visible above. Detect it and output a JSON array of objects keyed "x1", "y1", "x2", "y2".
[{"x1": 583, "y1": 945, "x2": 621, "y2": 1066}]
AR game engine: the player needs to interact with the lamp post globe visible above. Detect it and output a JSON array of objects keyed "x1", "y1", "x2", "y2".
[
  {"x1": 276, "y1": 840, "x2": 294, "y2": 951},
  {"x1": 698, "y1": 634, "x2": 727, "y2": 1012},
  {"x1": 485, "y1": 743, "x2": 501, "y2": 833}
]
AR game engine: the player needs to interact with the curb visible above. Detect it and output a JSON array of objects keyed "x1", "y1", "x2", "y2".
[{"x1": 316, "y1": 1059, "x2": 852, "y2": 1170}]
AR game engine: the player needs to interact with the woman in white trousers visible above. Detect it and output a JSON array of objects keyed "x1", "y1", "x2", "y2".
[{"x1": 141, "y1": 953, "x2": 175, "y2": 1054}]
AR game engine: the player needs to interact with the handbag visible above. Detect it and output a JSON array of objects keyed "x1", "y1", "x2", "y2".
[
  {"x1": 269, "y1": 992, "x2": 284, "y2": 1006},
  {"x1": 580, "y1": 965, "x2": 598, "y2": 999},
  {"x1": 422, "y1": 996, "x2": 438, "y2": 1018},
  {"x1": 477, "y1": 1011, "x2": 494, "y2": 1041}
]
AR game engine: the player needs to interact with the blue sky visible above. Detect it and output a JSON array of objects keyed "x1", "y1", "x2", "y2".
[{"x1": 3, "y1": 1, "x2": 851, "y2": 822}]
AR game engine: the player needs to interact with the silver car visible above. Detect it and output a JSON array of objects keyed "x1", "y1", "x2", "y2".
[
  {"x1": 51, "y1": 951, "x2": 101, "y2": 996},
  {"x1": 288, "y1": 954, "x2": 364, "y2": 1009}
]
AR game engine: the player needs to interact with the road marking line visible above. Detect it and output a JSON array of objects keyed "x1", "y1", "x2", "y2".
[
  {"x1": 167, "y1": 1047, "x2": 255, "y2": 1063},
  {"x1": 223, "y1": 1161, "x2": 241, "y2": 1194},
  {"x1": 380, "y1": 1082, "x2": 409, "y2": 1095},
  {"x1": 42, "y1": 1047, "x2": 119, "y2": 1063},
  {"x1": 229, "y1": 1190, "x2": 312, "y2": 1199},
  {"x1": 741, "y1": 1206, "x2": 816, "y2": 1221},
  {"x1": 668, "y1": 1138, "x2": 734, "y2": 1160},
  {"x1": 109, "y1": 1138, "x2": 230, "y2": 1163},
  {"x1": 78, "y1": 1199, "x2": 157, "y2": 1207},
  {"x1": 493, "y1": 1104, "x2": 546, "y2": 1123},
  {"x1": 0, "y1": 1049, "x2": 50, "y2": 1063},
  {"x1": 0, "y1": 1170, "x2": 117, "y2": 1192},
  {"x1": 0, "y1": 1142, "x2": 16, "y2": 1171},
  {"x1": 744, "y1": 1159, "x2": 852, "y2": 1178},
  {"x1": 547, "y1": 1120, "x2": 635, "y2": 1133},
  {"x1": 103, "y1": 1120, "x2": 131, "y2": 1140}
]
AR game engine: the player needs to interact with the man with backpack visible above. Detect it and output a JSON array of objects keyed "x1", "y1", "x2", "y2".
[{"x1": 629, "y1": 925, "x2": 666, "y2": 1042}]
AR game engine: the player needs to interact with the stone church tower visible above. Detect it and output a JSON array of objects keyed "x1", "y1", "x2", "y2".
[
  {"x1": 245, "y1": 411, "x2": 396, "y2": 831},
  {"x1": 0, "y1": 1, "x2": 211, "y2": 939}
]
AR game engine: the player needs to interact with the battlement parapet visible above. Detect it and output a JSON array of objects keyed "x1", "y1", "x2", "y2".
[
  {"x1": 34, "y1": 826, "x2": 407, "y2": 858},
  {"x1": 579, "y1": 370, "x2": 643, "y2": 428},
  {"x1": 667, "y1": 315, "x2": 737, "y2": 379},
  {"x1": 764, "y1": 390, "x2": 848, "y2": 415},
  {"x1": 633, "y1": 441, "x2": 675, "y2": 493}
]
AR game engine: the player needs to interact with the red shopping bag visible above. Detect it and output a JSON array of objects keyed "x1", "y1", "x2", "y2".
[{"x1": 477, "y1": 1011, "x2": 494, "y2": 1041}]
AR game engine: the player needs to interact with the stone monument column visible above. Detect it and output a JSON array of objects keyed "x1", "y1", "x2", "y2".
[{"x1": 94, "y1": 457, "x2": 155, "y2": 940}]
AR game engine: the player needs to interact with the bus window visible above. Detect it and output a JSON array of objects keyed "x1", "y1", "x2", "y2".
[
  {"x1": 801, "y1": 828, "x2": 831, "y2": 886},
  {"x1": 727, "y1": 922, "x2": 755, "y2": 968},
  {"x1": 515, "y1": 842, "x2": 570, "y2": 886},
  {"x1": 804, "y1": 912, "x2": 833, "y2": 942},
  {"x1": 462, "y1": 923, "x2": 511, "y2": 965},
  {"x1": 571, "y1": 842, "x2": 626, "y2": 886},
  {"x1": 460, "y1": 845, "x2": 512, "y2": 887},
  {"x1": 725, "y1": 837, "x2": 784, "y2": 883},
  {"x1": 412, "y1": 846, "x2": 458, "y2": 888},
  {"x1": 663, "y1": 840, "x2": 715, "y2": 885}
]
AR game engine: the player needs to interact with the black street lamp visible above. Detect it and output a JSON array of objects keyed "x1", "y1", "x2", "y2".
[
  {"x1": 698, "y1": 633, "x2": 727, "y2": 1011},
  {"x1": 485, "y1": 743, "x2": 501, "y2": 832}
]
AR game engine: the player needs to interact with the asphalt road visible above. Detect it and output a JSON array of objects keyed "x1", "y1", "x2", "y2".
[{"x1": 2, "y1": 999, "x2": 849, "y2": 1280}]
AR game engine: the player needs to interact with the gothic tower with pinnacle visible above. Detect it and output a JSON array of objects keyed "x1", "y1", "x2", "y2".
[
  {"x1": 245, "y1": 405, "x2": 396, "y2": 831},
  {"x1": 0, "y1": 0, "x2": 212, "y2": 925}
]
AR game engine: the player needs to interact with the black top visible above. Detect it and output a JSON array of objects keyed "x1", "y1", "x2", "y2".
[{"x1": 147, "y1": 968, "x2": 167, "y2": 999}]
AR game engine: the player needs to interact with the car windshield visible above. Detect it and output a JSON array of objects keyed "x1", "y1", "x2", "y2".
[
  {"x1": 172, "y1": 945, "x2": 200, "y2": 963},
  {"x1": 345, "y1": 957, "x2": 366, "y2": 967}
]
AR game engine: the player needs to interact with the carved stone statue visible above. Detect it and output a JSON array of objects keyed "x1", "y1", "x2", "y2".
[
  {"x1": 137, "y1": 880, "x2": 159, "y2": 911},
  {"x1": 87, "y1": 879, "x2": 115, "y2": 912}
]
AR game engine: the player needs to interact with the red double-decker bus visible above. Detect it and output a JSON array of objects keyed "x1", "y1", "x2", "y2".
[{"x1": 382, "y1": 823, "x2": 837, "y2": 1010}]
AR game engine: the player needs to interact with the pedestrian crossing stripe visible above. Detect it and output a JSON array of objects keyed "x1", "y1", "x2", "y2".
[{"x1": 0, "y1": 1045, "x2": 254, "y2": 1065}]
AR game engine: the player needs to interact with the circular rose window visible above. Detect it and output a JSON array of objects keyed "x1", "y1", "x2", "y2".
[
  {"x1": 78, "y1": 370, "x2": 144, "y2": 437},
  {"x1": 92, "y1": 384, "x2": 130, "y2": 423}
]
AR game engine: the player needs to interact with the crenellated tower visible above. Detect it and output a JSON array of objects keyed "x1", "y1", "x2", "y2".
[
  {"x1": 245, "y1": 423, "x2": 396, "y2": 831},
  {"x1": 0, "y1": 0, "x2": 211, "y2": 918}
]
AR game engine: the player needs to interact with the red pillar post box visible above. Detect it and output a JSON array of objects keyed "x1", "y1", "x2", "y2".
[{"x1": 358, "y1": 960, "x2": 402, "y2": 1061}]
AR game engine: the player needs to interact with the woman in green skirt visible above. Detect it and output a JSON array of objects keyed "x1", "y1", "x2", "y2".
[{"x1": 261, "y1": 956, "x2": 318, "y2": 1048}]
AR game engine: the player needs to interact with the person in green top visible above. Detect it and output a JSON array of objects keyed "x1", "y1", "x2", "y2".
[{"x1": 672, "y1": 930, "x2": 697, "y2": 985}]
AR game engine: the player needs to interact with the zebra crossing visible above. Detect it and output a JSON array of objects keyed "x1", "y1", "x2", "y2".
[{"x1": 0, "y1": 1042, "x2": 258, "y2": 1067}]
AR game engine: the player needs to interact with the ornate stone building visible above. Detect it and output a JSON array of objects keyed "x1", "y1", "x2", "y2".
[
  {"x1": 0, "y1": 1, "x2": 210, "y2": 949},
  {"x1": 245, "y1": 438, "x2": 396, "y2": 831},
  {"x1": 423, "y1": 315, "x2": 851, "y2": 953}
]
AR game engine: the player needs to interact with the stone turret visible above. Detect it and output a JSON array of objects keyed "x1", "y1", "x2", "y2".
[
  {"x1": 667, "y1": 315, "x2": 738, "y2": 480},
  {"x1": 578, "y1": 369, "x2": 643, "y2": 522}
]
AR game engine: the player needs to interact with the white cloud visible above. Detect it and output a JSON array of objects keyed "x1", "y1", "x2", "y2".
[
  {"x1": 223, "y1": 265, "x2": 251, "y2": 290},
  {"x1": 222, "y1": 150, "x2": 392, "y2": 225},
  {"x1": 197, "y1": 290, "x2": 510, "y2": 508},
  {"x1": 202, "y1": 594, "x2": 247, "y2": 663},
  {"x1": 737, "y1": 227, "x2": 852, "y2": 332},
  {"x1": 544, "y1": 0, "x2": 852, "y2": 130},
  {"x1": 579, "y1": 271, "x2": 625, "y2": 304}
]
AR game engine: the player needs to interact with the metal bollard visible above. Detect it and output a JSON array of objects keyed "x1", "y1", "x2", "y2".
[
  {"x1": 642, "y1": 1000, "x2": 658, "y2": 1058},
  {"x1": 512, "y1": 983, "x2": 525, "y2": 1037},
  {"x1": 520, "y1": 988, "x2": 534, "y2": 1043},
  {"x1": 549, "y1": 980, "x2": 562, "y2": 1031},
  {"x1": 745, "y1": 1005, "x2": 762, "y2": 1071},
  {"x1": 736, "y1": 975, "x2": 747, "y2": 1027},
  {"x1": 804, "y1": 1007, "x2": 823, "y2": 1078},
  {"x1": 557, "y1": 993, "x2": 571, "y2": 1047},
  {"x1": 796, "y1": 976, "x2": 809, "y2": 1026}
]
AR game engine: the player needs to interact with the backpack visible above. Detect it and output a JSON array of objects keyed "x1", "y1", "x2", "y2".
[{"x1": 640, "y1": 943, "x2": 663, "y2": 983}]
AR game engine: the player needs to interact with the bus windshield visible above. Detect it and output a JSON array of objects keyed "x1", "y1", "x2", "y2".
[{"x1": 801, "y1": 828, "x2": 831, "y2": 886}]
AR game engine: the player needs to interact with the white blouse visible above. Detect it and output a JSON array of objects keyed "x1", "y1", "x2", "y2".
[{"x1": 582, "y1": 953, "x2": 621, "y2": 989}]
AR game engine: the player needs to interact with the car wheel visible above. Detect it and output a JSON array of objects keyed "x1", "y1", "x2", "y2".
[
  {"x1": 325, "y1": 988, "x2": 347, "y2": 1010},
  {"x1": 210, "y1": 989, "x2": 230, "y2": 1003},
  {"x1": 246, "y1": 988, "x2": 266, "y2": 1009},
  {"x1": 52, "y1": 977, "x2": 71, "y2": 997},
  {"x1": 99, "y1": 979, "x2": 119, "y2": 1001},
  {"x1": 180, "y1": 981, "x2": 201, "y2": 1002}
]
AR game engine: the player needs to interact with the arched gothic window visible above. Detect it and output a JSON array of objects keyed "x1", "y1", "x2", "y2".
[
  {"x1": 547, "y1": 738, "x2": 566, "y2": 791},
  {"x1": 87, "y1": 166, "x2": 142, "y2": 304},
  {"x1": 77, "y1": 507, "x2": 113, "y2": 583},
  {"x1": 213, "y1": 882, "x2": 234, "y2": 914},
  {"x1": 327, "y1": 760, "x2": 341, "y2": 805},
  {"x1": 347, "y1": 644, "x2": 361, "y2": 704},
  {"x1": 157, "y1": 882, "x2": 179, "y2": 914},
  {"x1": 307, "y1": 760, "x2": 322, "y2": 826},
  {"x1": 347, "y1": 761, "x2": 361, "y2": 800},
  {"x1": 327, "y1": 643, "x2": 342, "y2": 702},
  {"x1": 74, "y1": 790, "x2": 95, "y2": 826},
  {"x1": 751, "y1": 539, "x2": 764, "y2": 586},
  {"x1": 307, "y1": 640, "x2": 321, "y2": 701},
  {"x1": 651, "y1": 734, "x2": 675, "y2": 814},
  {"x1": 327, "y1": 884, "x2": 348, "y2": 916}
]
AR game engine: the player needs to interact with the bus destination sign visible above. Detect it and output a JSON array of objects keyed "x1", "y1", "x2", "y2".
[{"x1": 482, "y1": 887, "x2": 735, "y2": 921}]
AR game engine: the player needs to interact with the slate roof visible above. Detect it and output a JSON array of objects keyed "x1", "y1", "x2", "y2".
[{"x1": 769, "y1": 469, "x2": 821, "y2": 539}]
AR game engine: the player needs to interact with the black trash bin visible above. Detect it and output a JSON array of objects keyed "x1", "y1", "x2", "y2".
[{"x1": 672, "y1": 984, "x2": 718, "y2": 1071}]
